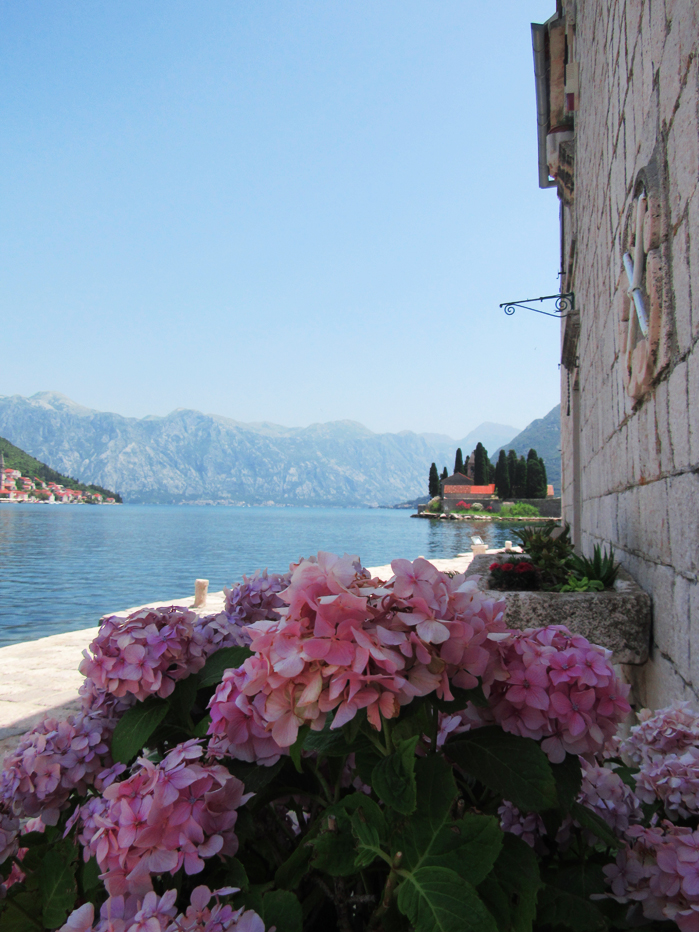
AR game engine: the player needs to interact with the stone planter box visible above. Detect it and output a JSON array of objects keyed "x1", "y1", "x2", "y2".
[{"x1": 465, "y1": 554, "x2": 651, "y2": 665}]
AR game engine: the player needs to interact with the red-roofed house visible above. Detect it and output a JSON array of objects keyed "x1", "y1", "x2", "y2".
[{"x1": 441, "y1": 473, "x2": 496, "y2": 511}]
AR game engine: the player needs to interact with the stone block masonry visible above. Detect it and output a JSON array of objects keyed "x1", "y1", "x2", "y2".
[{"x1": 552, "y1": 0, "x2": 699, "y2": 707}]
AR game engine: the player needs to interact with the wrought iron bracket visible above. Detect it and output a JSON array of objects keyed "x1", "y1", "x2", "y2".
[{"x1": 500, "y1": 292, "x2": 575, "y2": 319}]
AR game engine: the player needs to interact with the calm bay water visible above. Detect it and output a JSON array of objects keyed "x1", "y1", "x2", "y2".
[{"x1": 0, "y1": 504, "x2": 520, "y2": 646}]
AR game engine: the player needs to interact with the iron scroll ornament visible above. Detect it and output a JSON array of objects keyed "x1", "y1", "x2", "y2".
[{"x1": 500, "y1": 292, "x2": 575, "y2": 319}]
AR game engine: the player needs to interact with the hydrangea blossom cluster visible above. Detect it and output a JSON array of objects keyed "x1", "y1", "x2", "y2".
[
  {"x1": 478, "y1": 625, "x2": 631, "y2": 763},
  {"x1": 224, "y1": 569, "x2": 290, "y2": 627},
  {"x1": 499, "y1": 758, "x2": 642, "y2": 853},
  {"x1": 79, "y1": 606, "x2": 210, "y2": 702},
  {"x1": 208, "y1": 553, "x2": 507, "y2": 751},
  {"x1": 195, "y1": 571, "x2": 290, "y2": 656},
  {"x1": 0, "y1": 708, "x2": 116, "y2": 824},
  {"x1": 601, "y1": 701, "x2": 699, "y2": 929},
  {"x1": 621, "y1": 701, "x2": 699, "y2": 766},
  {"x1": 0, "y1": 808, "x2": 19, "y2": 867},
  {"x1": 77, "y1": 740, "x2": 250, "y2": 896},
  {"x1": 59, "y1": 886, "x2": 265, "y2": 932},
  {"x1": 498, "y1": 801, "x2": 548, "y2": 853},
  {"x1": 619, "y1": 701, "x2": 699, "y2": 821},
  {"x1": 604, "y1": 822, "x2": 699, "y2": 932},
  {"x1": 634, "y1": 747, "x2": 699, "y2": 819},
  {"x1": 578, "y1": 759, "x2": 643, "y2": 835}
]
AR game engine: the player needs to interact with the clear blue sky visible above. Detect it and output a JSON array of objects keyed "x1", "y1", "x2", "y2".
[{"x1": 0, "y1": 1, "x2": 560, "y2": 440}]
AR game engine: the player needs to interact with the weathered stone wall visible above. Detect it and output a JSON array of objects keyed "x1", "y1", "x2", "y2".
[{"x1": 561, "y1": 0, "x2": 699, "y2": 707}]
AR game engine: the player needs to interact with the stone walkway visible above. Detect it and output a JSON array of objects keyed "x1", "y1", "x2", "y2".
[{"x1": 0, "y1": 551, "x2": 491, "y2": 763}]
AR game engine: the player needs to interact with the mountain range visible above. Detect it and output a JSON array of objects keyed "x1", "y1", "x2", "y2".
[
  {"x1": 0, "y1": 392, "x2": 556, "y2": 505},
  {"x1": 492, "y1": 404, "x2": 562, "y2": 494}
]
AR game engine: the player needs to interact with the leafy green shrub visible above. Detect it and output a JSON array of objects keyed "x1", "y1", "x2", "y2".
[
  {"x1": 470, "y1": 502, "x2": 484, "y2": 512},
  {"x1": 426, "y1": 497, "x2": 441, "y2": 513},
  {"x1": 514, "y1": 522, "x2": 573, "y2": 589},
  {"x1": 499, "y1": 503, "x2": 541, "y2": 518},
  {"x1": 560, "y1": 576, "x2": 605, "y2": 592},
  {"x1": 568, "y1": 544, "x2": 620, "y2": 588}
]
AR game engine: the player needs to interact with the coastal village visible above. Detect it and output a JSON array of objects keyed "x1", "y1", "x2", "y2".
[{"x1": 0, "y1": 452, "x2": 116, "y2": 504}]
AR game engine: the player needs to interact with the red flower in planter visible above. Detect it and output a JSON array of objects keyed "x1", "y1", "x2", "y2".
[{"x1": 515, "y1": 562, "x2": 536, "y2": 574}]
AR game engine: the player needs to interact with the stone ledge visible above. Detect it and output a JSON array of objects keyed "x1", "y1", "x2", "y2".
[{"x1": 465, "y1": 555, "x2": 652, "y2": 665}]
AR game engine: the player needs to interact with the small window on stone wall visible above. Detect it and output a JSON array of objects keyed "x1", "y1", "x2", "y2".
[{"x1": 620, "y1": 159, "x2": 670, "y2": 401}]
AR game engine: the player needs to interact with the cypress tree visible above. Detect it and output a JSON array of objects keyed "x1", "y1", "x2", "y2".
[
  {"x1": 454, "y1": 448, "x2": 464, "y2": 475},
  {"x1": 473, "y1": 443, "x2": 487, "y2": 484},
  {"x1": 428, "y1": 462, "x2": 440, "y2": 498},
  {"x1": 507, "y1": 449, "x2": 518, "y2": 492},
  {"x1": 441, "y1": 467, "x2": 448, "y2": 481},
  {"x1": 539, "y1": 457, "x2": 548, "y2": 497},
  {"x1": 515, "y1": 456, "x2": 527, "y2": 497},
  {"x1": 495, "y1": 450, "x2": 510, "y2": 498},
  {"x1": 526, "y1": 457, "x2": 544, "y2": 498}
]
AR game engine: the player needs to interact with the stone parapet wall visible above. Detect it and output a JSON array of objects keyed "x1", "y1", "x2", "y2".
[{"x1": 561, "y1": 0, "x2": 699, "y2": 708}]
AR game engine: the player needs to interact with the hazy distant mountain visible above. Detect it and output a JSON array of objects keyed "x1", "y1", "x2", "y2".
[
  {"x1": 0, "y1": 393, "x2": 549, "y2": 505},
  {"x1": 458, "y1": 422, "x2": 521, "y2": 457},
  {"x1": 492, "y1": 405, "x2": 561, "y2": 494}
]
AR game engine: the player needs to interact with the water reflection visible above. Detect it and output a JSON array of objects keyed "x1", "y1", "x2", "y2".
[{"x1": 0, "y1": 505, "x2": 534, "y2": 645}]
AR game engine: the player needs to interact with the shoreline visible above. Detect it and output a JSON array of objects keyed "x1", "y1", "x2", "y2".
[{"x1": 0, "y1": 549, "x2": 497, "y2": 762}]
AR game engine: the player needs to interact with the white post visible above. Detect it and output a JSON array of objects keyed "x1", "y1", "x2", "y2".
[{"x1": 194, "y1": 579, "x2": 209, "y2": 608}]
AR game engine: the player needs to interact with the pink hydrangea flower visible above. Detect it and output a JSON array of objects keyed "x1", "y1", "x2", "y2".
[
  {"x1": 0, "y1": 808, "x2": 19, "y2": 866},
  {"x1": 635, "y1": 747, "x2": 699, "y2": 819},
  {"x1": 477, "y1": 625, "x2": 631, "y2": 763},
  {"x1": 76, "y1": 741, "x2": 251, "y2": 896},
  {"x1": 79, "y1": 607, "x2": 209, "y2": 702},
  {"x1": 604, "y1": 822, "x2": 699, "y2": 931},
  {"x1": 0, "y1": 707, "x2": 116, "y2": 824},
  {"x1": 621, "y1": 701, "x2": 699, "y2": 766},
  {"x1": 59, "y1": 885, "x2": 265, "y2": 932},
  {"x1": 207, "y1": 553, "x2": 507, "y2": 757}
]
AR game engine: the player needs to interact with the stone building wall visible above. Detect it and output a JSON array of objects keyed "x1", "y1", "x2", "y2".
[{"x1": 550, "y1": 0, "x2": 698, "y2": 707}]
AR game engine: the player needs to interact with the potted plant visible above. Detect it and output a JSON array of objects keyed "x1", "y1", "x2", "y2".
[{"x1": 467, "y1": 525, "x2": 651, "y2": 666}]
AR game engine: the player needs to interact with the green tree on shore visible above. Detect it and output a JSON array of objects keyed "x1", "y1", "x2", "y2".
[
  {"x1": 526, "y1": 448, "x2": 547, "y2": 498},
  {"x1": 428, "y1": 462, "x2": 440, "y2": 498},
  {"x1": 494, "y1": 449, "x2": 510, "y2": 498},
  {"x1": 473, "y1": 443, "x2": 488, "y2": 484},
  {"x1": 514, "y1": 455, "x2": 527, "y2": 497},
  {"x1": 454, "y1": 448, "x2": 465, "y2": 475},
  {"x1": 440, "y1": 466, "x2": 448, "y2": 481},
  {"x1": 507, "y1": 449, "x2": 518, "y2": 493}
]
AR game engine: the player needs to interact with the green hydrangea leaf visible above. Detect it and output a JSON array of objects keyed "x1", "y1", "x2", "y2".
[
  {"x1": 38, "y1": 846, "x2": 78, "y2": 929},
  {"x1": 1, "y1": 890, "x2": 46, "y2": 932},
  {"x1": 536, "y1": 882, "x2": 607, "y2": 931},
  {"x1": 396, "y1": 867, "x2": 497, "y2": 932},
  {"x1": 111, "y1": 695, "x2": 170, "y2": 764},
  {"x1": 477, "y1": 833, "x2": 541, "y2": 932},
  {"x1": 198, "y1": 646, "x2": 253, "y2": 687},
  {"x1": 570, "y1": 802, "x2": 620, "y2": 848},
  {"x1": 261, "y1": 890, "x2": 302, "y2": 932},
  {"x1": 372, "y1": 736, "x2": 419, "y2": 815},
  {"x1": 551, "y1": 753, "x2": 583, "y2": 811},
  {"x1": 447, "y1": 727, "x2": 557, "y2": 812},
  {"x1": 393, "y1": 756, "x2": 502, "y2": 886}
]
